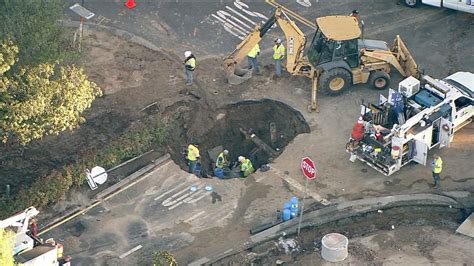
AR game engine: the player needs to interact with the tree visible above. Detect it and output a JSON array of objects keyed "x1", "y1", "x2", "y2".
[
  {"x1": 0, "y1": 39, "x2": 18, "y2": 74},
  {"x1": 0, "y1": 228, "x2": 15, "y2": 266},
  {"x1": 0, "y1": 39, "x2": 102, "y2": 145},
  {"x1": 0, "y1": 0, "x2": 67, "y2": 67},
  {"x1": 152, "y1": 250, "x2": 178, "y2": 266}
]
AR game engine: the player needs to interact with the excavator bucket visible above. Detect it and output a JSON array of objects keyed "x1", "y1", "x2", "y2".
[
  {"x1": 390, "y1": 35, "x2": 420, "y2": 78},
  {"x1": 223, "y1": 59, "x2": 253, "y2": 85}
]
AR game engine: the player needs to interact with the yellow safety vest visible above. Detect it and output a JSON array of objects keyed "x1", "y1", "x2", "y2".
[
  {"x1": 240, "y1": 158, "x2": 255, "y2": 177},
  {"x1": 247, "y1": 44, "x2": 260, "y2": 58},
  {"x1": 216, "y1": 152, "x2": 229, "y2": 168},
  {"x1": 185, "y1": 57, "x2": 196, "y2": 71},
  {"x1": 273, "y1": 44, "x2": 285, "y2": 60},
  {"x1": 433, "y1": 158, "x2": 443, "y2": 174},
  {"x1": 187, "y1": 144, "x2": 200, "y2": 161}
]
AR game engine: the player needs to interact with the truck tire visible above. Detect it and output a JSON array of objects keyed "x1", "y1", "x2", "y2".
[
  {"x1": 319, "y1": 68, "x2": 352, "y2": 96},
  {"x1": 369, "y1": 71, "x2": 391, "y2": 90},
  {"x1": 404, "y1": 0, "x2": 420, "y2": 7}
]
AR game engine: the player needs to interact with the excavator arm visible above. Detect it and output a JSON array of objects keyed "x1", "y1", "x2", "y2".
[
  {"x1": 223, "y1": 14, "x2": 277, "y2": 85},
  {"x1": 223, "y1": 8, "x2": 309, "y2": 85}
]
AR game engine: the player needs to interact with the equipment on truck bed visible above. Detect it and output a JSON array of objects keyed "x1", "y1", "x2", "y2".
[
  {"x1": 223, "y1": 5, "x2": 419, "y2": 112},
  {"x1": 1, "y1": 207, "x2": 70, "y2": 265},
  {"x1": 346, "y1": 72, "x2": 474, "y2": 176}
]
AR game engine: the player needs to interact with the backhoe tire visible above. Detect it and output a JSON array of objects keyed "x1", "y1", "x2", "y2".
[
  {"x1": 319, "y1": 68, "x2": 352, "y2": 96},
  {"x1": 403, "y1": 0, "x2": 420, "y2": 7},
  {"x1": 369, "y1": 71, "x2": 391, "y2": 90}
]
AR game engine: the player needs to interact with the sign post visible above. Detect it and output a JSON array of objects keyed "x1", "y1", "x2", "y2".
[
  {"x1": 69, "y1": 3, "x2": 95, "y2": 51},
  {"x1": 298, "y1": 157, "x2": 317, "y2": 236}
]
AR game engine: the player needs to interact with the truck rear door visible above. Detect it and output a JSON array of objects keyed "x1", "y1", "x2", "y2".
[
  {"x1": 439, "y1": 117, "x2": 453, "y2": 148},
  {"x1": 413, "y1": 139, "x2": 429, "y2": 165}
]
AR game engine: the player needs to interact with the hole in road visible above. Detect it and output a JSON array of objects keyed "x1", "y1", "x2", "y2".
[{"x1": 167, "y1": 99, "x2": 310, "y2": 176}]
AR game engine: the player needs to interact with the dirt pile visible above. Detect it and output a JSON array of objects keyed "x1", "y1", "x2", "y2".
[{"x1": 216, "y1": 205, "x2": 465, "y2": 264}]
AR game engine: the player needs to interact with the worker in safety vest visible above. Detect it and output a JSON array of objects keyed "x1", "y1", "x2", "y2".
[
  {"x1": 350, "y1": 10, "x2": 360, "y2": 23},
  {"x1": 187, "y1": 142, "x2": 200, "y2": 174},
  {"x1": 247, "y1": 44, "x2": 260, "y2": 74},
  {"x1": 431, "y1": 154, "x2": 443, "y2": 188},
  {"x1": 238, "y1": 156, "x2": 255, "y2": 178},
  {"x1": 273, "y1": 38, "x2": 285, "y2": 77},
  {"x1": 216, "y1": 149, "x2": 230, "y2": 169},
  {"x1": 184, "y1": 51, "x2": 196, "y2": 85}
]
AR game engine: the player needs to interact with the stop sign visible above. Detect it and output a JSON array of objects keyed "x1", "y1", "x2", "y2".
[{"x1": 301, "y1": 157, "x2": 317, "y2": 180}]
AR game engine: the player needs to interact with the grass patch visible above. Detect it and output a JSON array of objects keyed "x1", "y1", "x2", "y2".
[{"x1": 0, "y1": 123, "x2": 168, "y2": 218}]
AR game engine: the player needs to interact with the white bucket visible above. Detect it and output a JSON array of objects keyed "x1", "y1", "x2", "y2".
[{"x1": 321, "y1": 233, "x2": 349, "y2": 262}]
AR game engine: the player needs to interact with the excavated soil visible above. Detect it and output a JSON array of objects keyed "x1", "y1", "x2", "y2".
[
  {"x1": 0, "y1": 29, "x2": 309, "y2": 196},
  {"x1": 215, "y1": 205, "x2": 469, "y2": 265}
]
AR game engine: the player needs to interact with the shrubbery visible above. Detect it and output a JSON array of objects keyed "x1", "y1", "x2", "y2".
[{"x1": 0, "y1": 124, "x2": 168, "y2": 218}]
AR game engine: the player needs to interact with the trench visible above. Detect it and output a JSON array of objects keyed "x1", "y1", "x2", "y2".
[
  {"x1": 215, "y1": 205, "x2": 470, "y2": 264},
  {"x1": 166, "y1": 99, "x2": 310, "y2": 175}
]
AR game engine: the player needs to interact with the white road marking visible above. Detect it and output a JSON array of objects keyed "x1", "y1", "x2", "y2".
[
  {"x1": 161, "y1": 182, "x2": 201, "y2": 206},
  {"x1": 153, "y1": 179, "x2": 186, "y2": 201},
  {"x1": 183, "y1": 190, "x2": 206, "y2": 203},
  {"x1": 183, "y1": 211, "x2": 206, "y2": 223},
  {"x1": 212, "y1": 14, "x2": 247, "y2": 38},
  {"x1": 168, "y1": 201, "x2": 184, "y2": 210},
  {"x1": 226, "y1": 6, "x2": 256, "y2": 26},
  {"x1": 216, "y1": 11, "x2": 250, "y2": 34},
  {"x1": 296, "y1": 0, "x2": 312, "y2": 7},
  {"x1": 186, "y1": 192, "x2": 210, "y2": 204},
  {"x1": 119, "y1": 245, "x2": 142, "y2": 259}
]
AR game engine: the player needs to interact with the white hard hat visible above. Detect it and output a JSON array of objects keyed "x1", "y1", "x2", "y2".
[
  {"x1": 275, "y1": 38, "x2": 282, "y2": 44},
  {"x1": 238, "y1": 156, "x2": 245, "y2": 162},
  {"x1": 223, "y1": 149, "x2": 229, "y2": 155},
  {"x1": 184, "y1": 51, "x2": 192, "y2": 57},
  {"x1": 357, "y1": 117, "x2": 364, "y2": 124}
]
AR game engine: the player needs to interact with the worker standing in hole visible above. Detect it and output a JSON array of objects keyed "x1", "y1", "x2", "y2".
[
  {"x1": 184, "y1": 50, "x2": 196, "y2": 85},
  {"x1": 247, "y1": 44, "x2": 260, "y2": 74},
  {"x1": 187, "y1": 142, "x2": 200, "y2": 175},
  {"x1": 273, "y1": 38, "x2": 285, "y2": 78},
  {"x1": 215, "y1": 149, "x2": 232, "y2": 178},
  {"x1": 238, "y1": 156, "x2": 255, "y2": 178},
  {"x1": 431, "y1": 154, "x2": 443, "y2": 188},
  {"x1": 216, "y1": 149, "x2": 230, "y2": 170}
]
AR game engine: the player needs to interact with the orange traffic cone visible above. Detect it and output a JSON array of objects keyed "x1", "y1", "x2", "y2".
[{"x1": 124, "y1": 0, "x2": 136, "y2": 9}]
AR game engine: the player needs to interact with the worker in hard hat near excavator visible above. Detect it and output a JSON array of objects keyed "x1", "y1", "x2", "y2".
[
  {"x1": 273, "y1": 38, "x2": 285, "y2": 78},
  {"x1": 238, "y1": 156, "x2": 255, "y2": 178},
  {"x1": 184, "y1": 50, "x2": 196, "y2": 85}
]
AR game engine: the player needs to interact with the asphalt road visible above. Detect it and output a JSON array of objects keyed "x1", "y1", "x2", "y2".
[
  {"x1": 56, "y1": 0, "x2": 474, "y2": 264},
  {"x1": 68, "y1": 0, "x2": 474, "y2": 77}
]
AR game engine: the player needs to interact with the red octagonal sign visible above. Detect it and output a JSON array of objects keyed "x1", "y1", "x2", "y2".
[{"x1": 301, "y1": 157, "x2": 317, "y2": 180}]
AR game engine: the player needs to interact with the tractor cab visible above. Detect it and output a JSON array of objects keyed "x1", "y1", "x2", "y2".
[{"x1": 307, "y1": 16, "x2": 362, "y2": 69}]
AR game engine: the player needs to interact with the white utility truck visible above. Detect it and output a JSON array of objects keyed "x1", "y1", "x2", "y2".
[
  {"x1": 0, "y1": 207, "x2": 70, "y2": 265},
  {"x1": 404, "y1": 0, "x2": 474, "y2": 14},
  {"x1": 346, "y1": 72, "x2": 473, "y2": 176}
]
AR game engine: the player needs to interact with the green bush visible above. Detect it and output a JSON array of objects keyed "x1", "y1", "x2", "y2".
[{"x1": 0, "y1": 124, "x2": 168, "y2": 218}]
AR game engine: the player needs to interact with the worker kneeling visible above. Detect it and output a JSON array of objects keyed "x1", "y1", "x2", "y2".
[{"x1": 238, "y1": 156, "x2": 255, "y2": 178}]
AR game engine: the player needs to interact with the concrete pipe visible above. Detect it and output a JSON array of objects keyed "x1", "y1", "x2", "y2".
[{"x1": 321, "y1": 233, "x2": 348, "y2": 262}]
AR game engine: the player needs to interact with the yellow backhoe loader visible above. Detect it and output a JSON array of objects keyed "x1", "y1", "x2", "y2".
[{"x1": 223, "y1": 7, "x2": 419, "y2": 112}]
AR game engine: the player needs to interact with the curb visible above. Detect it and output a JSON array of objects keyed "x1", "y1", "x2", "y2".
[
  {"x1": 38, "y1": 154, "x2": 171, "y2": 236},
  {"x1": 197, "y1": 192, "x2": 472, "y2": 265},
  {"x1": 95, "y1": 153, "x2": 170, "y2": 200}
]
